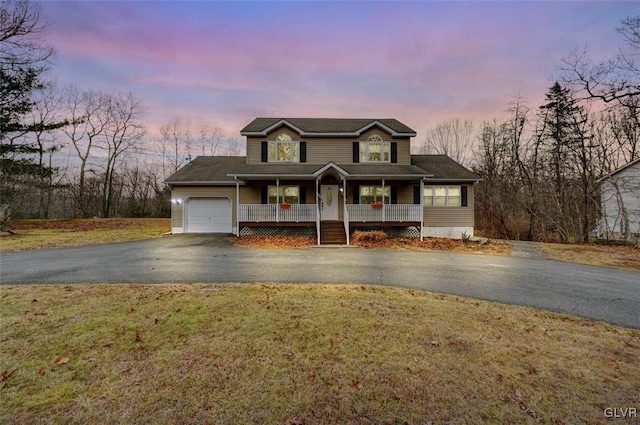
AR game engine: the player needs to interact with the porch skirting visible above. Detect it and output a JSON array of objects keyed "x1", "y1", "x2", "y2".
[
  {"x1": 350, "y1": 225, "x2": 421, "y2": 238},
  {"x1": 239, "y1": 226, "x2": 316, "y2": 238}
]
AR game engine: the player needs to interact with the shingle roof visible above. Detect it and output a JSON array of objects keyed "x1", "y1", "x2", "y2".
[
  {"x1": 411, "y1": 155, "x2": 481, "y2": 180},
  {"x1": 227, "y1": 162, "x2": 430, "y2": 178},
  {"x1": 165, "y1": 155, "x2": 481, "y2": 184},
  {"x1": 241, "y1": 118, "x2": 416, "y2": 136},
  {"x1": 164, "y1": 156, "x2": 245, "y2": 184}
]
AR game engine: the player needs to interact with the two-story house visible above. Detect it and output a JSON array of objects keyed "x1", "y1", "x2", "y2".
[{"x1": 165, "y1": 118, "x2": 481, "y2": 244}]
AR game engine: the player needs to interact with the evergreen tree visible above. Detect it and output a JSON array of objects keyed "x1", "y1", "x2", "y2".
[
  {"x1": 539, "y1": 82, "x2": 590, "y2": 241},
  {"x1": 0, "y1": 0, "x2": 66, "y2": 220}
]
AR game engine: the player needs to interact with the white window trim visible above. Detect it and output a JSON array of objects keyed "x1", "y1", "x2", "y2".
[
  {"x1": 359, "y1": 141, "x2": 390, "y2": 163},
  {"x1": 424, "y1": 186, "x2": 462, "y2": 207},
  {"x1": 268, "y1": 140, "x2": 300, "y2": 163}
]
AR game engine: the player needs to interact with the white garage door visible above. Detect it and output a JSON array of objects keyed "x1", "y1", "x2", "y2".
[{"x1": 186, "y1": 198, "x2": 232, "y2": 233}]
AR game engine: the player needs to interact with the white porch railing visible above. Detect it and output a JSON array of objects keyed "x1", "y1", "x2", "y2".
[
  {"x1": 347, "y1": 204, "x2": 422, "y2": 222},
  {"x1": 239, "y1": 204, "x2": 316, "y2": 222}
]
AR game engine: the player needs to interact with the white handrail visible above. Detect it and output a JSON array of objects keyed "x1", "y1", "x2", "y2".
[
  {"x1": 346, "y1": 204, "x2": 421, "y2": 222},
  {"x1": 239, "y1": 204, "x2": 316, "y2": 222}
]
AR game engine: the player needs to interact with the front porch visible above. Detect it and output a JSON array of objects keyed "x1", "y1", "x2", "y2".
[{"x1": 238, "y1": 203, "x2": 422, "y2": 245}]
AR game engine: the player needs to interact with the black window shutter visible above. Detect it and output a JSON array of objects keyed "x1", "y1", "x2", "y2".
[
  {"x1": 300, "y1": 142, "x2": 306, "y2": 163},
  {"x1": 299, "y1": 185, "x2": 306, "y2": 204},
  {"x1": 352, "y1": 185, "x2": 359, "y2": 204},
  {"x1": 261, "y1": 185, "x2": 268, "y2": 204},
  {"x1": 391, "y1": 142, "x2": 398, "y2": 163},
  {"x1": 390, "y1": 186, "x2": 398, "y2": 204},
  {"x1": 261, "y1": 141, "x2": 268, "y2": 162},
  {"x1": 413, "y1": 186, "x2": 421, "y2": 204},
  {"x1": 461, "y1": 185, "x2": 468, "y2": 207},
  {"x1": 353, "y1": 142, "x2": 360, "y2": 163}
]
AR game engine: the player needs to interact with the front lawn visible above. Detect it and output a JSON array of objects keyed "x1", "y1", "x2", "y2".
[
  {"x1": 0, "y1": 219, "x2": 170, "y2": 252},
  {"x1": 540, "y1": 242, "x2": 640, "y2": 272},
  {"x1": 1, "y1": 284, "x2": 637, "y2": 424}
]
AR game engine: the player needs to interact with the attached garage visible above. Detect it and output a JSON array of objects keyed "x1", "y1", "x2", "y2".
[{"x1": 185, "y1": 198, "x2": 232, "y2": 233}]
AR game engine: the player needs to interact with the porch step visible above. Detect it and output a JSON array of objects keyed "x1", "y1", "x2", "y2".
[{"x1": 320, "y1": 221, "x2": 347, "y2": 245}]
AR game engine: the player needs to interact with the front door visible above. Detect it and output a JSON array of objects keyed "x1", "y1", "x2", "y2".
[{"x1": 320, "y1": 185, "x2": 339, "y2": 220}]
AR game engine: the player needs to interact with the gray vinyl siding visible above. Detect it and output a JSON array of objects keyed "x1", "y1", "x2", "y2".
[{"x1": 246, "y1": 128, "x2": 411, "y2": 166}]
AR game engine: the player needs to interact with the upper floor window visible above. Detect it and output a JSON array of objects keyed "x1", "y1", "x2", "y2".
[
  {"x1": 269, "y1": 134, "x2": 299, "y2": 162},
  {"x1": 360, "y1": 135, "x2": 390, "y2": 162},
  {"x1": 424, "y1": 186, "x2": 461, "y2": 206}
]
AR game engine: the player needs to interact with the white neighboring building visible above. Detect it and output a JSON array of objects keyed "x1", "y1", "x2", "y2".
[{"x1": 599, "y1": 158, "x2": 640, "y2": 242}]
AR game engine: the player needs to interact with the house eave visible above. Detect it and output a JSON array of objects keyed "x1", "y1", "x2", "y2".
[
  {"x1": 166, "y1": 181, "x2": 245, "y2": 186},
  {"x1": 227, "y1": 174, "x2": 319, "y2": 180},
  {"x1": 422, "y1": 178, "x2": 483, "y2": 183},
  {"x1": 596, "y1": 158, "x2": 640, "y2": 183},
  {"x1": 240, "y1": 119, "x2": 416, "y2": 138}
]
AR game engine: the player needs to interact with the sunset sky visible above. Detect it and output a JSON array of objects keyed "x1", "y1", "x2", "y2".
[{"x1": 40, "y1": 1, "x2": 635, "y2": 143}]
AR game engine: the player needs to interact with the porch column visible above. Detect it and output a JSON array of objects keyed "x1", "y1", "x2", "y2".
[
  {"x1": 316, "y1": 177, "x2": 320, "y2": 245},
  {"x1": 382, "y1": 179, "x2": 385, "y2": 222},
  {"x1": 276, "y1": 178, "x2": 280, "y2": 223},
  {"x1": 420, "y1": 178, "x2": 425, "y2": 241},
  {"x1": 235, "y1": 178, "x2": 240, "y2": 236},
  {"x1": 343, "y1": 177, "x2": 349, "y2": 245}
]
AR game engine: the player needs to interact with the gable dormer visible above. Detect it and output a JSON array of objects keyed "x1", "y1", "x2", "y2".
[{"x1": 242, "y1": 118, "x2": 415, "y2": 165}]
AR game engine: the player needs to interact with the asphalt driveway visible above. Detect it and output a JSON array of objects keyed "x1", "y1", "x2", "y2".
[{"x1": 1, "y1": 234, "x2": 639, "y2": 329}]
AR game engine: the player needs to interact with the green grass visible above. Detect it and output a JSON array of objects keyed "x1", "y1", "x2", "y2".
[{"x1": 1, "y1": 284, "x2": 638, "y2": 424}]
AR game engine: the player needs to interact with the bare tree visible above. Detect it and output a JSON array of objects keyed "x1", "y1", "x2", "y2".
[
  {"x1": 98, "y1": 91, "x2": 145, "y2": 217},
  {"x1": 198, "y1": 120, "x2": 224, "y2": 156},
  {"x1": 158, "y1": 118, "x2": 193, "y2": 177},
  {"x1": 560, "y1": 15, "x2": 639, "y2": 118},
  {"x1": 62, "y1": 87, "x2": 110, "y2": 217},
  {"x1": 418, "y1": 118, "x2": 475, "y2": 166}
]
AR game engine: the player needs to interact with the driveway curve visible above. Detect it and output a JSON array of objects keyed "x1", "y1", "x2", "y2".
[{"x1": 1, "y1": 235, "x2": 639, "y2": 329}]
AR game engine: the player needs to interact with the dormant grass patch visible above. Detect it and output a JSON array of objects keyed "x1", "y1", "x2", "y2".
[
  {"x1": 0, "y1": 219, "x2": 170, "y2": 252},
  {"x1": 540, "y1": 242, "x2": 640, "y2": 272},
  {"x1": 1, "y1": 284, "x2": 638, "y2": 424}
]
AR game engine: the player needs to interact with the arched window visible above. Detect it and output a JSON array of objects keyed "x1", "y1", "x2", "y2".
[
  {"x1": 276, "y1": 134, "x2": 292, "y2": 142},
  {"x1": 269, "y1": 133, "x2": 299, "y2": 162},
  {"x1": 360, "y1": 134, "x2": 390, "y2": 162}
]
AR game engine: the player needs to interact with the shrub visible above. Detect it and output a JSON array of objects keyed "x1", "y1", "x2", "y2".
[{"x1": 352, "y1": 230, "x2": 387, "y2": 243}]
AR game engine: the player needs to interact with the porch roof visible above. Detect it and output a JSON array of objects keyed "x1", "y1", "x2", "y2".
[
  {"x1": 164, "y1": 155, "x2": 482, "y2": 185},
  {"x1": 227, "y1": 162, "x2": 433, "y2": 180}
]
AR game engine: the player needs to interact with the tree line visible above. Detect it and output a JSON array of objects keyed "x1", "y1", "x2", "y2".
[
  {"x1": 2, "y1": 1, "x2": 638, "y2": 242},
  {"x1": 0, "y1": 1, "x2": 241, "y2": 223},
  {"x1": 418, "y1": 16, "x2": 639, "y2": 242}
]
